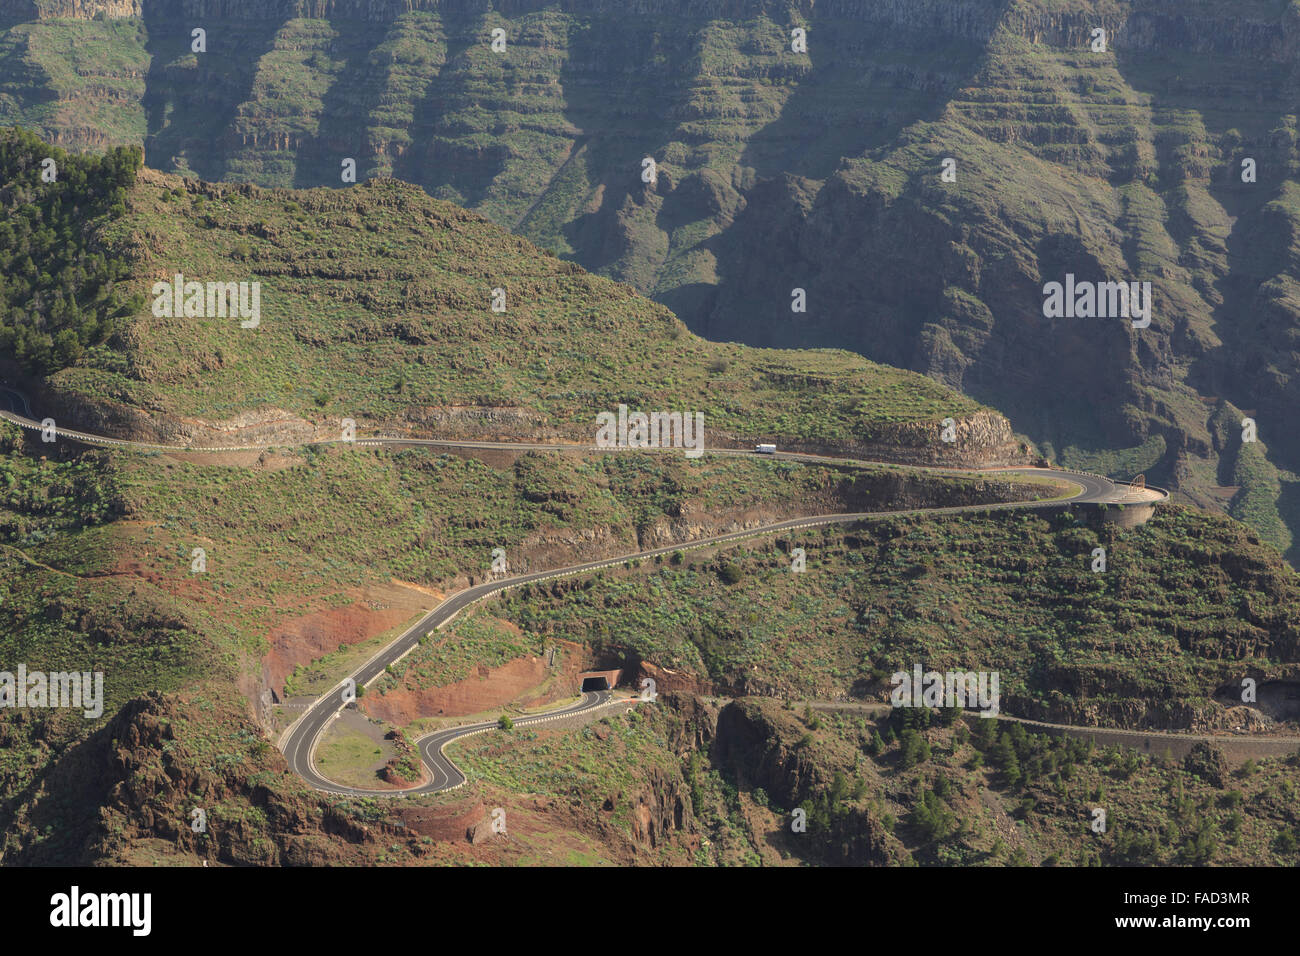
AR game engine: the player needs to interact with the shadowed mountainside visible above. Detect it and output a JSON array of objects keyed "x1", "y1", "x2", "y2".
[{"x1": 3, "y1": 0, "x2": 1300, "y2": 556}]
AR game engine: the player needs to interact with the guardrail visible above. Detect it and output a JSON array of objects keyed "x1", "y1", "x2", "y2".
[{"x1": 1047, "y1": 463, "x2": 1171, "y2": 503}]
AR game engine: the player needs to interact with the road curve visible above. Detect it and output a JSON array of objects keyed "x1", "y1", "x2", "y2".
[
  {"x1": 280, "y1": 466, "x2": 1147, "y2": 797},
  {"x1": 0, "y1": 394, "x2": 1168, "y2": 507},
  {"x1": 290, "y1": 689, "x2": 627, "y2": 797},
  {"x1": 0, "y1": 386, "x2": 1169, "y2": 796}
]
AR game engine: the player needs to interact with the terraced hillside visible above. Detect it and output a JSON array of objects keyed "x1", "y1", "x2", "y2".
[
  {"x1": 0, "y1": 413, "x2": 1059, "y2": 864},
  {"x1": 445, "y1": 693, "x2": 1300, "y2": 867},
  {"x1": 4, "y1": 399, "x2": 1298, "y2": 866},
  {"x1": 0, "y1": 128, "x2": 1017, "y2": 464},
  {"x1": 2, "y1": 0, "x2": 1298, "y2": 556},
  {"x1": 452, "y1": 506, "x2": 1300, "y2": 731},
  {"x1": 4, "y1": 12, "x2": 1300, "y2": 866}
]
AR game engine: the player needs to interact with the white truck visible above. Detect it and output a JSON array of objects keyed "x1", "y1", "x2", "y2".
[{"x1": 754, "y1": 443, "x2": 777, "y2": 455}]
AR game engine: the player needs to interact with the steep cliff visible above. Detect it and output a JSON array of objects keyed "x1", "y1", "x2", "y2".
[
  {"x1": 4, "y1": 0, "x2": 1295, "y2": 554},
  {"x1": 4, "y1": 691, "x2": 378, "y2": 865},
  {"x1": 711, "y1": 697, "x2": 907, "y2": 864}
]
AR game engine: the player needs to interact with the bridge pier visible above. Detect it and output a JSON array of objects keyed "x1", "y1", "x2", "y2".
[{"x1": 1098, "y1": 503, "x2": 1158, "y2": 528}]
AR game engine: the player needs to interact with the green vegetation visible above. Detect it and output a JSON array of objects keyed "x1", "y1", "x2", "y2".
[
  {"x1": 384, "y1": 727, "x2": 424, "y2": 784},
  {"x1": 5, "y1": 2, "x2": 1300, "y2": 867},
  {"x1": 0, "y1": 128, "x2": 142, "y2": 374},
  {"x1": 375, "y1": 614, "x2": 544, "y2": 701},
  {"x1": 451, "y1": 707, "x2": 696, "y2": 863},
  {"x1": 1229, "y1": 438, "x2": 1291, "y2": 557},
  {"x1": 0, "y1": 422, "x2": 233, "y2": 820},
  {"x1": 109, "y1": 444, "x2": 1011, "y2": 639},
  {"x1": 0, "y1": 400, "x2": 1026, "y2": 858},
  {"x1": 8, "y1": 4, "x2": 1300, "y2": 547},
  {"x1": 480, "y1": 505, "x2": 1300, "y2": 726},
  {"x1": 750, "y1": 697, "x2": 1300, "y2": 866},
  {"x1": 19, "y1": 147, "x2": 988, "y2": 453},
  {"x1": 441, "y1": 693, "x2": 1300, "y2": 866},
  {"x1": 315, "y1": 723, "x2": 391, "y2": 790},
  {"x1": 0, "y1": 419, "x2": 118, "y2": 536}
]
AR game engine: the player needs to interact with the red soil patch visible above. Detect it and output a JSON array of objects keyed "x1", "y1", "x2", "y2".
[
  {"x1": 262, "y1": 583, "x2": 435, "y2": 696},
  {"x1": 102, "y1": 547, "x2": 214, "y2": 603},
  {"x1": 395, "y1": 801, "x2": 490, "y2": 842},
  {"x1": 362, "y1": 633, "x2": 593, "y2": 726},
  {"x1": 361, "y1": 655, "x2": 554, "y2": 725},
  {"x1": 637, "y1": 660, "x2": 712, "y2": 696}
]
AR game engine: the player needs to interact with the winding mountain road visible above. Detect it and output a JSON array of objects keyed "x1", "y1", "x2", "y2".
[
  {"x1": 277, "y1": 472, "x2": 1134, "y2": 798},
  {"x1": 0, "y1": 387, "x2": 1172, "y2": 797}
]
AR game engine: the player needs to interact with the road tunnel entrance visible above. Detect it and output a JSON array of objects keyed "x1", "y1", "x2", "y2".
[{"x1": 579, "y1": 669, "x2": 622, "y2": 692}]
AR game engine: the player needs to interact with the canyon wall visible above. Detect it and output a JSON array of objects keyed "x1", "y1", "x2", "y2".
[{"x1": 4, "y1": 0, "x2": 1299, "y2": 557}]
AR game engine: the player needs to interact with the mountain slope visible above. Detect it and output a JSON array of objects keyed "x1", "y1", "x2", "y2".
[
  {"x1": 0, "y1": 128, "x2": 1020, "y2": 465},
  {"x1": 4, "y1": 0, "x2": 1297, "y2": 553}
]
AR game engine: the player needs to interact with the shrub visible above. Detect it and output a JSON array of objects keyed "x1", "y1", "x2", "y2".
[{"x1": 0, "y1": 128, "x2": 144, "y2": 375}]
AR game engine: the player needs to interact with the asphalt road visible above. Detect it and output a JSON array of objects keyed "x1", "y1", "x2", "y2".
[
  {"x1": 0, "y1": 397, "x2": 1164, "y2": 504},
  {"x1": 278, "y1": 465, "x2": 1138, "y2": 797},
  {"x1": 288, "y1": 688, "x2": 622, "y2": 797},
  {"x1": 0, "y1": 385, "x2": 1168, "y2": 796}
]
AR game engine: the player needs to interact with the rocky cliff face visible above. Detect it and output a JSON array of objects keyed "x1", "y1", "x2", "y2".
[
  {"x1": 712, "y1": 697, "x2": 906, "y2": 864},
  {"x1": 26, "y1": 0, "x2": 142, "y2": 17},
  {"x1": 4, "y1": 0, "x2": 1299, "y2": 556},
  {"x1": 3, "y1": 692, "x2": 378, "y2": 865}
]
